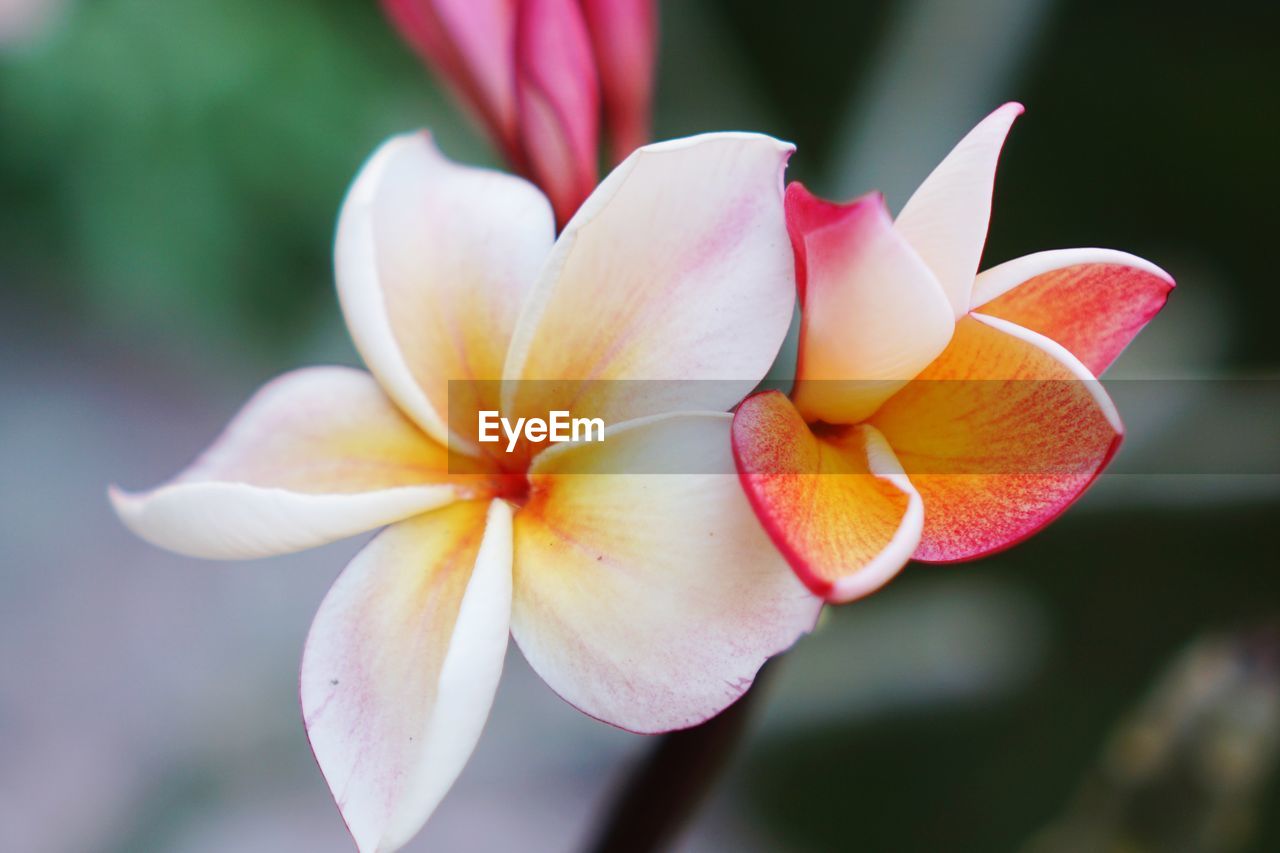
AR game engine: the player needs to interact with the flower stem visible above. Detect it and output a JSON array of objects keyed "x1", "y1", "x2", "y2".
[{"x1": 584, "y1": 663, "x2": 775, "y2": 853}]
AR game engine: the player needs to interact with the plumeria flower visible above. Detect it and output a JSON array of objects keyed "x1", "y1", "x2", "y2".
[
  {"x1": 111, "y1": 130, "x2": 820, "y2": 852},
  {"x1": 732, "y1": 103, "x2": 1174, "y2": 603},
  {"x1": 383, "y1": 0, "x2": 657, "y2": 224}
]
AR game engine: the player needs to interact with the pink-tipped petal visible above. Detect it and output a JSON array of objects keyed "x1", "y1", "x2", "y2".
[
  {"x1": 786, "y1": 183, "x2": 954, "y2": 425},
  {"x1": 335, "y1": 132, "x2": 554, "y2": 449},
  {"x1": 580, "y1": 0, "x2": 658, "y2": 163},
  {"x1": 502, "y1": 133, "x2": 796, "y2": 430},
  {"x1": 381, "y1": 0, "x2": 521, "y2": 159},
  {"x1": 302, "y1": 499, "x2": 512, "y2": 853},
  {"x1": 515, "y1": 0, "x2": 601, "y2": 225},
  {"x1": 109, "y1": 368, "x2": 496, "y2": 559},
  {"x1": 970, "y1": 248, "x2": 1175, "y2": 375},
  {"x1": 894, "y1": 102, "x2": 1024, "y2": 315},
  {"x1": 510, "y1": 412, "x2": 821, "y2": 732},
  {"x1": 733, "y1": 391, "x2": 923, "y2": 603},
  {"x1": 870, "y1": 314, "x2": 1123, "y2": 563}
]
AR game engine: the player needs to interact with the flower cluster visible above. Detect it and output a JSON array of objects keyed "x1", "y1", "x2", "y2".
[{"x1": 111, "y1": 5, "x2": 1171, "y2": 852}]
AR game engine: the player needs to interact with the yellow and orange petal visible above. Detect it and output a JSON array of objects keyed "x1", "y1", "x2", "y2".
[
  {"x1": 870, "y1": 314, "x2": 1123, "y2": 562},
  {"x1": 732, "y1": 390, "x2": 922, "y2": 603}
]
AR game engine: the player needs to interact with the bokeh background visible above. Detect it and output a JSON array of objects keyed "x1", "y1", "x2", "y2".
[{"x1": 2, "y1": 0, "x2": 1278, "y2": 850}]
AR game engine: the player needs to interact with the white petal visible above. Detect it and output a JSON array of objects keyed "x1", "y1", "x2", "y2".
[
  {"x1": 894, "y1": 102, "x2": 1023, "y2": 315},
  {"x1": 502, "y1": 132, "x2": 797, "y2": 425},
  {"x1": 335, "y1": 131, "x2": 555, "y2": 447},
  {"x1": 111, "y1": 481, "x2": 458, "y2": 561},
  {"x1": 109, "y1": 367, "x2": 486, "y2": 560},
  {"x1": 302, "y1": 500, "x2": 513, "y2": 853}
]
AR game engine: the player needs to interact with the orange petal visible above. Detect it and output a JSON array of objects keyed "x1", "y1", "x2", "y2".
[
  {"x1": 733, "y1": 391, "x2": 922, "y2": 603},
  {"x1": 870, "y1": 314, "x2": 1123, "y2": 562},
  {"x1": 971, "y1": 249, "x2": 1174, "y2": 375}
]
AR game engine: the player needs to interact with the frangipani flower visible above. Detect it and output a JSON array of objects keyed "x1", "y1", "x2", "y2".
[
  {"x1": 732, "y1": 103, "x2": 1174, "y2": 603},
  {"x1": 383, "y1": 0, "x2": 657, "y2": 224},
  {"x1": 111, "y1": 130, "x2": 820, "y2": 852}
]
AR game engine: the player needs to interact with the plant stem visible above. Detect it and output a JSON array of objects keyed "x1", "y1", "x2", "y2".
[{"x1": 584, "y1": 663, "x2": 776, "y2": 853}]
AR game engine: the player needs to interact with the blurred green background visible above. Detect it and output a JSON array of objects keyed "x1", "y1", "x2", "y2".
[{"x1": 1, "y1": 0, "x2": 1277, "y2": 851}]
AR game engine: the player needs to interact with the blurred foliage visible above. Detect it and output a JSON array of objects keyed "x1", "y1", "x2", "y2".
[
  {"x1": 0, "y1": 0, "x2": 485, "y2": 357},
  {"x1": 3, "y1": 0, "x2": 1278, "y2": 365}
]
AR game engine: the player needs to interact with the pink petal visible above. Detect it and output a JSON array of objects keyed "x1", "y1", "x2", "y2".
[
  {"x1": 580, "y1": 0, "x2": 658, "y2": 163},
  {"x1": 515, "y1": 0, "x2": 601, "y2": 225},
  {"x1": 381, "y1": 0, "x2": 522, "y2": 161},
  {"x1": 869, "y1": 314, "x2": 1123, "y2": 563},
  {"x1": 110, "y1": 368, "x2": 498, "y2": 559},
  {"x1": 894, "y1": 102, "x2": 1023, "y2": 315},
  {"x1": 970, "y1": 248, "x2": 1174, "y2": 375},
  {"x1": 335, "y1": 132, "x2": 554, "y2": 450},
  {"x1": 787, "y1": 183, "x2": 954, "y2": 425},
  {"x1": 302, "y1": 499, "x2": 512, "y2": 853},
  {"x1": 502, "y1": 133, "x2": 796, "y2": 433},
  {"x1": 510, "y1": 413, "x2": 821, "y2": 732},
  {"x1": 733, "y1": 391, "x2": 923, "y2": 604}
]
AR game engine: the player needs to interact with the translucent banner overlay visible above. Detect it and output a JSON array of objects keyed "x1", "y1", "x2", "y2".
[{"x1": 446, "y1": 379, "x2": 1280, "y2": 475}]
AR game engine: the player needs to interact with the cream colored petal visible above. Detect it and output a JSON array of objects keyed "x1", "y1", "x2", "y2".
[
  {"x1": 110, "y1": 367, "x2": 499, "y2": 559},
  {"x1": 335, "y1": 131, "x2": 555, "y2": 449},
  {"x1": 502, "y1": 133, "x2": 797, "y2": 429},
  {"x1": 510, "y1": 412, "x2": 821, "y2": 732},
  {"x1": 893, "y1": 102, "x2": 1023, "y2": 315},
  {"x1": 302, "y1": 499, "x2": 512, "y2": 853}
]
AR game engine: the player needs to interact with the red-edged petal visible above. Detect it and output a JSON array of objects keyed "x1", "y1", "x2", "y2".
[
  {"x1": 870, "y1": 314, "x2": 1123, "y2": 563},
  {"x1": 733, "y1": 391, "x2": 922, "y2": 603},
  {"x1": 786, "y1": 183, "x2": 954, "y2": 425},
  {"x1": 970, "y1": 248, "x2": 1175, "y2": 375},
  {"x1": 515, "y1": 0, "x2": 600, "y2": 225},
  {"x1": 894, "y1": 102, "x2": 1023, "y2": 315},
  {"x1": 302, "y1": 499, "x2": 512, "y2": 853},
  {"x1": 580, "y1": 0, "x2": 658, "y2": 163}
]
